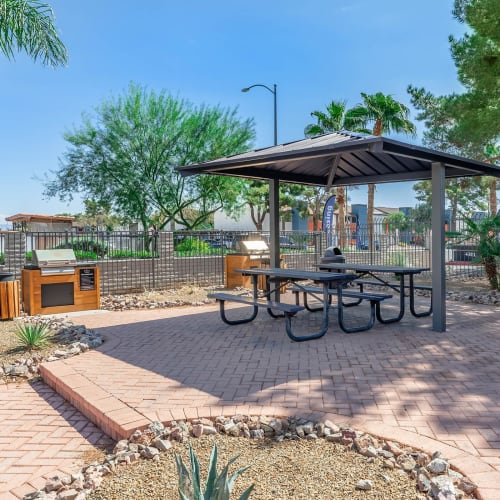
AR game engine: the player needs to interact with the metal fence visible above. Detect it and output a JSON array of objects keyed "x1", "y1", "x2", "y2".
[{"x1": 0, "y1": 223, "x2": 488, "y2": 294}]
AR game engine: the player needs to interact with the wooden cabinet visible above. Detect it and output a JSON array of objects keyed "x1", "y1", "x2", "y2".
[
  {"x1": 224, "y1": 255, "x2": 285, "y2": 290},
  {"x1": 22, "y1": 267, "x2": 100, "y2": 316},
  {"x1": 0, "y1": 280, "x2": 20, "y2": 319}
]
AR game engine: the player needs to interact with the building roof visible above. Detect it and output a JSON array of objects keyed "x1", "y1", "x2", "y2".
[
  {"x1": 178, "y1": 131, "x2": 500, "y2": 186},
  {"x1": 5, "y1": 213, "x2": 75, "y2": 223}
]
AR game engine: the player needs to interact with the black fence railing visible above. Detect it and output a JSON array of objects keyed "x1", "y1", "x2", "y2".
[{"x1": 0, "y1": 222, "x2": 489, "y2": 295}]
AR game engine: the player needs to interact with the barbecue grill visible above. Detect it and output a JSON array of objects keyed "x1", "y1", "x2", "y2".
[
  {"x1": 233, "y1": 239, "x2": 271, "y2": 263},
  {"x1": 225, "y1": 238, "x2": 279, "y2": 289},
  {"x1": 31, "y1": 249, "x2": 78, "y2": 275},
  {"x1": 22, "y1": 249, "x2": 100, "y2": 315}
]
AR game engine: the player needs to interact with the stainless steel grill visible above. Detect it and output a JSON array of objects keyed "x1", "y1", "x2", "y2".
[
  {"x1": 233, "y1": 239, "x2": 270, "y2": 261},
  {"x1": 31, "y1": 249, "x2": 77, "y2": 275}
]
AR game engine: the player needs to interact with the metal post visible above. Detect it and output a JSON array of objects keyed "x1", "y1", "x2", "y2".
[{"x1": 431, "y1": 162, "x2": 446, "y2": 331}]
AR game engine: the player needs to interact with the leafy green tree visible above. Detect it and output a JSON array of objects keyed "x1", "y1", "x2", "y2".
[
  {"x1": 448, "y1": 0, "x2": 499, "y2": 147},
  {"x1": 462, "y1": 214, "x2": 500, "y2": 290},
  {"x1": 413, "y1": 178, "x2": 487, "y2": 230},
  {"x1": 44, "y1": 83, "x2": 254, "y2": 239},
  {"x1": 384, "y1": 211, "x2": 409, "y2": 246},
  {"x1": 0, "y1": 0, "x2": 67, "y2": 67},
  {"x1": 408, "y1": 0, "x2": 499, "y2": 214},
  {"x1": 349, "y1": 93, "x2": 416, "y2": 250}
]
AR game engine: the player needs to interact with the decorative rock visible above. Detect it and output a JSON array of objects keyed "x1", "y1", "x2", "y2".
[
  {"x1": 305, "y1": 433, "x2": 318, "y2": 440},
  {"x1": 148, "y1": 421, "x2": 165, "y2": 436},
  {"x1": 416, "y1": 452, "x2": 430, "y2": 466},
  {"x1": 154, "y1": 439, "x2": 172, "y2": 452},
  {"x1": 192, "y1": 424, "x2": 203, "y2": 438},
  {"x1": 45, "y1": 477, "x2": 63, "y2": 493},
  {"x1": 427, "y1": 458, "x2": 449, "y2": 475},
  {"x1": 382, "y1": 459, "x2": 395, "y2": 469},
  {"x1": 417, "y1": 472, "x2": 432, "y2": 492},
  {"x1": 113, "y1": 440, "x2": 129, "y2": 454},
  {"x1": 325, "y1": 432, "x2": 342, "y2": 443},
  {"x1": 355, "y1": 479, "x2": 373, "y2": 491},
  {"x1": 359, "y1": 445, "x2": 378, "y2": 458},
  {"x1": 377, "y1": 449, "x2": 394, "y2": 459},
  {"x1": 250, "y1": 429, "x2": 264, "y2": 439},
  {"x1": 56, "y1": 489, "x2": 79, "y2": 500},
  {"x1": 268, "y1": 418, "x2": 282, "y2": 433},
  {"x1": 458, "y1": 478, "x2": 476, "y2": 495},
  {"x1": 323, "y1": 419, "x2": 340, "y2": 433},
  {"x1": 430, "y1": 475, "x2": 456, "y2": 498},
  {"x1": 397, "y1": 455, "x2": 416, "y2": 472},
  {"x1": 385, "y1": 441, "x2": 404, "y2": 456},
  {"x1": 141, "y1": 446, "x2": 160, "y2": 459},
  {"x1": 302, "y1": 422, "x2": 314, "y2": 435}
]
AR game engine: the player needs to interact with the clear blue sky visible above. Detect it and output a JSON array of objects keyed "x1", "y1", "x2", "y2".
[{"x1": 0, "y1": 0, "x2": 466, "y2": 227}]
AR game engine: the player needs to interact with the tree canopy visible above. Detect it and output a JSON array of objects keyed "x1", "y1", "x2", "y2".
[
  {"x1": 44, "y1": 83, "x2": 255, "y2": 232},
  {"x1": 0, "y1": 0, "x2": 67, "y2": 67}
]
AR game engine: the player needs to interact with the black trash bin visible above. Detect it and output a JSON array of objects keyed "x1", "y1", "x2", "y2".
[{"x1": 320, "y1": 247, "x2": 346, "y2": 268}]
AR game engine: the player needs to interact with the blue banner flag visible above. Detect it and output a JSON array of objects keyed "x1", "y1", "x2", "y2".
[{"x1": 322, "y1": 195, "x2": 336, "y2": 247}]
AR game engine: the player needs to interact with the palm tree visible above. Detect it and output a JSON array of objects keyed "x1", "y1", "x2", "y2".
[
  {"x1": 349, "y1": 93, "x2": 416, "y2": 250},
  {"x1": 0, "y1": 0, "x2": 67, "y2": 67},
  {"x1": 462, "y1": 214, "x2": 500, "y2": 290},
  {"x1": 304, "y1": 100, "x2": 368, "y2": 248}
]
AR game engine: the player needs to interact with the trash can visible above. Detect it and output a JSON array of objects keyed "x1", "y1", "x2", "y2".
[{"x1": 0, "y1": 278, "x2": 20, "y2": 319}]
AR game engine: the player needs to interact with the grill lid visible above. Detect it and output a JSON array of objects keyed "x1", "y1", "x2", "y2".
[
  {"x1": 32, "y1": 249, "x2": 77, "y2": 268},
  {"x1": 234, "y1": 239, "x2": 269, "y2": 254}
]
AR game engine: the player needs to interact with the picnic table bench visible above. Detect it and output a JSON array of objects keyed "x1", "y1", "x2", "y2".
[{"x1": 290, "y1": 285, "x2": 392, "y2": 333}]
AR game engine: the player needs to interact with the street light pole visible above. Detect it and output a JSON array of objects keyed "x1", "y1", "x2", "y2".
[
  {"x1": 241, "y1": 83, "x2": 277, "y2": 145},
  {"x1": 241, "y1": 83, "x2": 280, "y2": 276}
]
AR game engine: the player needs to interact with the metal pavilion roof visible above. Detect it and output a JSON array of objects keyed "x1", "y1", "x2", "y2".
[{"x1": 177, "y1": 131, "x2": 500, "y2": 186}]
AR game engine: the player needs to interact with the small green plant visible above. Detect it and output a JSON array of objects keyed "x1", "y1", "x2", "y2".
[
  {"x1": 0, "y1": 252, "x2": 4, "y2": 265},
  {"x1": 174, "y1": 443, "x2": 254, "y2": 500},
  {"x1": 15, "y1": 322, "x2": 52, "y2": 351}
]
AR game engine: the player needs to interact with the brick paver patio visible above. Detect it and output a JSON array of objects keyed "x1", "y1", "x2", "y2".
[{"x1": 2, "y1": 296, "x2": 499, "y2": 498}]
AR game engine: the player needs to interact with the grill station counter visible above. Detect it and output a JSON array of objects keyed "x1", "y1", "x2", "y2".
[
  {"x1": 225, "y1": 239, "x2": 283, "y2": 289},
  {"x1": 22, "y1": 249, "x2": 100, "y2": 315}
]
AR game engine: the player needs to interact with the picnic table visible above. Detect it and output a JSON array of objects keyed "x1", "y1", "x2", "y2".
[
  {"x1": 317, "y1": 263, "x2": 432, "y2": 323},
  {"x1": 209, "y1": 267, "x2": 382, "y2": 342}
]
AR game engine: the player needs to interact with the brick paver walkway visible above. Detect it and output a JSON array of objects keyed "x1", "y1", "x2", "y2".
[
  {"x1": 0, "y1": 380, "x2": 112, "y2": 499},
  {"x1": 4, "y1": 296, "x2": 499, "y2": 499}
]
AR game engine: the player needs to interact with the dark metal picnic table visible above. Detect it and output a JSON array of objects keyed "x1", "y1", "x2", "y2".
[
  {"x1": 214, "y1": 267, "x2": 357, "y2": 342},
  {"x1": 317, "y1": 263, "x2": 432, "y2": 323}
]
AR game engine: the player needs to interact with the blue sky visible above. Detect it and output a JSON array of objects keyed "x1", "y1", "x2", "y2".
[{"x1": 0, "y1": 0, "x2": 466, "y2": 226}]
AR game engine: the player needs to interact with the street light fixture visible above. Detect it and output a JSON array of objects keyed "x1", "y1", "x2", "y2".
[
  {"x1": 241, "y1": 83, "x2": 280, "y2": 273},
  {"x1": 241, "y1": 83, "x2": 277, "y2": 146}
]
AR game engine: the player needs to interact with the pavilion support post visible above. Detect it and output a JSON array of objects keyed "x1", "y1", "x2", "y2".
[
  {"x1": 269, "y1": 179, "x2": 280, "y2": 296},
  {"x1": 431, "y1": 161, "x2": 446, "y2": 331}
]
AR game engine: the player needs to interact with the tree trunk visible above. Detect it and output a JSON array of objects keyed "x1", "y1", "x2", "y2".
[
  {"x1": 489, "y1": 177, "x2": 498, "y2": 215},
  {"x1": 367, "y1": 183, "x2": 375, "y2": 250}
]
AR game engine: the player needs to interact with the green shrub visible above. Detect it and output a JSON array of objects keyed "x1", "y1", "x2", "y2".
[
  {"x1": 176, "y1": 238, "x2": 210, "y2": 254},
  {"x1": 74, "y1": 250, "x2": 100, "y2": 260},
  {"x1": 0, "y1": 253, "x2": 4, "y2": 265},
  {"x1": 15, "y1": 322, "x2": 52, "y2": 351},
  {"x1": 109, "y1": 250, "x2": 156, "y2": 259},
  {"x1": 175, "y1": 443, "x2": 253, "y2": 500},
  {"x1": 54, "y1": 239, "x2": 107, "y2": 257}
]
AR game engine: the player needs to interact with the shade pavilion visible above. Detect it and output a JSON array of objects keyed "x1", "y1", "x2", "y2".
[{"x1": 178, "y1": 131, "x2": 500, "y2": 332}]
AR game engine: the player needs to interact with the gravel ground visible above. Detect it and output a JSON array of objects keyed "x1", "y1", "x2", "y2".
[
  {"x1": 88, "y1": 434, "x2": 420, "y2": 500},
  {"x1": 0, "y1": 319, "x2": 70, "y2": 366}
]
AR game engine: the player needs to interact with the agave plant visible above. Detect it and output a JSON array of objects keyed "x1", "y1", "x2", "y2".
[
  {"x1": 15, "y1": 321, "x2": 51, "y2": 351},
  {"x1": 174, "y1": 443, "x2": 254, "y2": 500}
]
